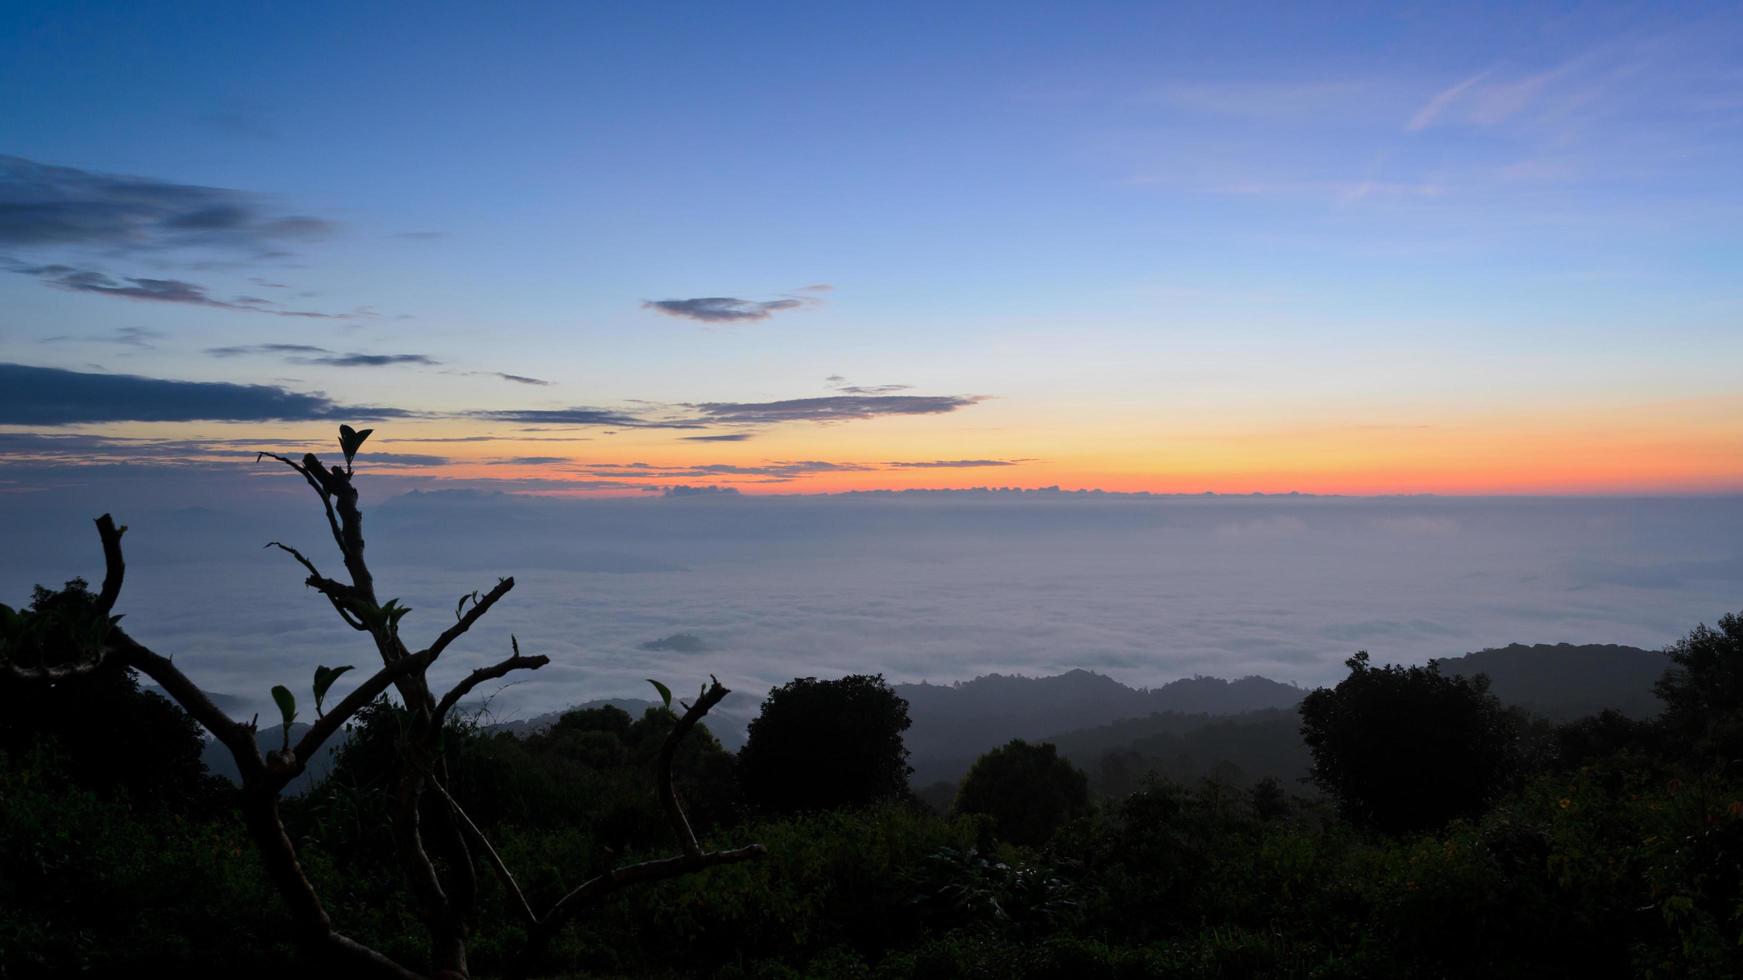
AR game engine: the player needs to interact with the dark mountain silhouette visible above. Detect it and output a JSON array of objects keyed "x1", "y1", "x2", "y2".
[
  {"x1": 903, "y1": 643, "x2": 1668, "y2": 788},
  {"x1": 897, "y1": 670, "x2": 1303, "y2": 783},
  {"x1": 485, "y1": 697, "x2": 751, "y2": 751},
  {"x1": 484, "y1": 697, "x2": 660, "y2": 738},
  {"x1": 1433, "y1": 642, "x2": 1666, "y2": 720},
  {"x1": 1047, "y1": 707, "x2": 1311, "y2": 793}
]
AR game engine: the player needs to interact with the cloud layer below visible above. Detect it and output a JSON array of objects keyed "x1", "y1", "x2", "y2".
[{"x1": 3, "y1": 492, "x2": 1735, "y2": 732}]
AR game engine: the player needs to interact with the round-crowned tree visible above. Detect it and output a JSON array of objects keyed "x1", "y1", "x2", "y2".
[
  {"x1": 953, "y1": 739, "x2": 1089, "y2": 846},
  {"x1": 0, "y1": 579, "x2": 220, "y2": 811},
  {"x1": 1654, "y1": 610, "x2": 1743, "y2": 765},
  {"x1": 737, "y1": 674, "x2": 912, "y2": 814},
  {"x1": 1299, "y1": 651, "x2": 1519, "y2": 834}
]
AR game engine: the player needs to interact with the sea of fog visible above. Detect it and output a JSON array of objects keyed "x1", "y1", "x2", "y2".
[{"x1": 3, "y1": 490, "x2": 1739, "y2": 731}]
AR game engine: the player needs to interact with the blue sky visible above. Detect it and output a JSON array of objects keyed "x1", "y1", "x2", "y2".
[{"x1": 2, "y1": 1, "x2": 1740, "y2": 494}]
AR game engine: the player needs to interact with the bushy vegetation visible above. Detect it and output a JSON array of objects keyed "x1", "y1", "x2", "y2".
[
  {"x1": 953, "y1": 739, "x2": 1090, "y2": 846},
  {"x1": 738, "y1": 674, "x2": 914, "y2": 815},
  {"x1": 8, "y1": 605, "x2": 1743, "y2": 978}
]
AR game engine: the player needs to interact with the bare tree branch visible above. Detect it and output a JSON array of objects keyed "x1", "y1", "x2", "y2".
[
  {"x1": 265, "y1": 541, "x2": 366, "y2": 630},
  {"x1": 427, "y1": 776, "x2": 537, "y2": 927},
  {"x1": 432, "y1": 636, "x2": 548, "y2": 729},
  {"x1": 284, "y1": 649, "x2": 438, "y2": 779},
  {"x1": 659, "y1": 676, "x2": 730, "y2": 857},
  {"x1": 515, "y1": 843, "x2": 766, "y2": 980},
  {"x1": 257, "y1": 451, "x2": 348, "y2": 561},
  {"x1": 5, "y1": 514, "x2": 134, "y2": 681},
  {"x1": 94, "y1": 513, "x2": 126, "y2": 614},
  {"x1": 424, "y1": 577, "x2": 515, "y2": 663},
  {"x1": 392, "y1": 760, "x2": 465, "y2": 969},
  {"x1": 108, "y1": 629, "x2": 263, "y2": 777},
  {"x1": 510, "y1": 674, "x2": 764, "y2": 979}
]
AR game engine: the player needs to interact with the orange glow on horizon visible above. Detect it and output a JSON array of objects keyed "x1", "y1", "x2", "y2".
[{"x1": 30, "y1": 392, "x2": 1741, "y2": 498}]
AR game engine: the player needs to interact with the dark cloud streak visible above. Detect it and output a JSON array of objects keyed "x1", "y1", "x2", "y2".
[
  {"x1": 890, "y1": 459, "x2": 1023, "y2": 469},
  {"x1": 0, "y1": 362, "x2": 409, "y2": 425},
  {"x1": 690, "y1": 394, "x2": 984, "y2": 425},
  {"x1": 207, "y1": 344, "x2": 437, "y2": 368},
  {"x1": 643, "y1": 296, "x2": 805, "y2": 323},
  {"x1": 0, "y1": 154, "x2": 334, "y2": 249}
]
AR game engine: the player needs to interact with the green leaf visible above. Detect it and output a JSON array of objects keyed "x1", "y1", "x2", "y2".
[
  {"x1": 646, "y1": 678, "x2": 673, "y2": 710},
  {"x1": 312, "y1": 664, "x2": 354, "y2": 717},
  {"x1": 271, "y1": 685, "x2": 297, "y2": 732},
  {"x1": 338, "y1": 425, "x2": 374, "y2": 466},
  {"x1": 454, "y1": 590, "x2": 480, "y2": 621}
]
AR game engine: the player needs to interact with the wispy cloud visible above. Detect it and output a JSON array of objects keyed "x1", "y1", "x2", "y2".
[
  {"x1": 475, "y1": 392, "x2": 984, "y2": 430},
  {"x1": 689, "y1": 394, "x2": 984, "y2": 425},
  {"x1": 313, "y1": 353, "x2": 436, "y2": 367},
  {"x1": 827, "y1": 374, "x2": 912, "y2": 395},
  {"x1": 580, "y1": 460, "x2": 874, "y2": 482},
  {"x1": 471, "y1": 407, "x2": 698, "y2": 429},
  {"x1": 35, "y1": 326, "x2": 166, "y2": 348},
  {"x1": 642, "y1": 296, "x2": 809, "y2": 323},
  {"x1": 492, "y1": 372, "x2": 551, "y2": 386},
  {"x1": 1406, "y1": 71, "x2": 1492, "y2": 131},
  {"x1": 888, "y1": 459, "x2": 1023, "y2": 469},
  {"x1": 11, "y1": 262, "x2": 351, "y2": 317},
  {"x1": 206, "y1": 344, "x2": 437, "y2": 367},
  {"x1": 681, "y1": 433, "x2": 755, "y2": 442}
]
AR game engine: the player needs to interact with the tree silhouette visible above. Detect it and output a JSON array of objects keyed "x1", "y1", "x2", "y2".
[
  {"x1": 1655, "y1": 610, "x2": 1743, "y2": 767},
  {"x1": 0, "y1": 578, "x2": 223, "y2": 812},
  {"x1": 738, "y1": 674, "x2": 912, "y2": 814},
  {"x1": 0, "y1": 427, "x2": 763, "y2": 980},
  {"x1": 954, "y1": 739, "x2": 1089, "y2": 846},
  {"x1": 1299, "y1": 651, "x2": 1518, "y2": 834}
]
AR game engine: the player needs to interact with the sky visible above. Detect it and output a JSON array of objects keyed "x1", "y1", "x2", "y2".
[{"x1": 3, "y1": 1, "x2": 1741, "y2": 497}]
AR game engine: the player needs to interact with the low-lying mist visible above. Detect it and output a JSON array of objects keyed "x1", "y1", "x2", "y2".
[{"x1": 4, "y1": 490, "x2": 1738, "y2": 730}]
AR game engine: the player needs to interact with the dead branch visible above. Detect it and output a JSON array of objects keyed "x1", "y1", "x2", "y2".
[
  {"x1": 94, "y1": 513, "x2": 125, "y2": 614},
  {"x1": 284, "y1": 649, "x2": 438, "y2": 778},
  {"x1": 428, "y1": 776, "x2": 537, "y2": 927},
  {"x1": 659, "y1": 676, "x2": 731, "y2": 857},
  {"x1": 257, "y1": 452, "x2": 348, "y2": 563},
  {"x1": 424, "y1": 577, "x2": 515, "y2": 663},
  {"x1": 431, "y1": 636, "x2": 548, "y2": 729},
  {"x1": 265, "y1": 541, "x2": 366, "y2": 630}
]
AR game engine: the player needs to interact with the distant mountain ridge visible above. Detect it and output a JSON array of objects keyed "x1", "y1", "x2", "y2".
[
  {"x1": 899, "y1": 643, "x2": 1667, "y2": 785},
  {"x1": 897, "y1": 670, "x2": 1303, "y2": 783},
  {"x1": 201, "y1": 642, "x2": 1671, "y2": 794},
  {"x1": 1433, "y1": 642, "x2": 1667, "y2": 721}
]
